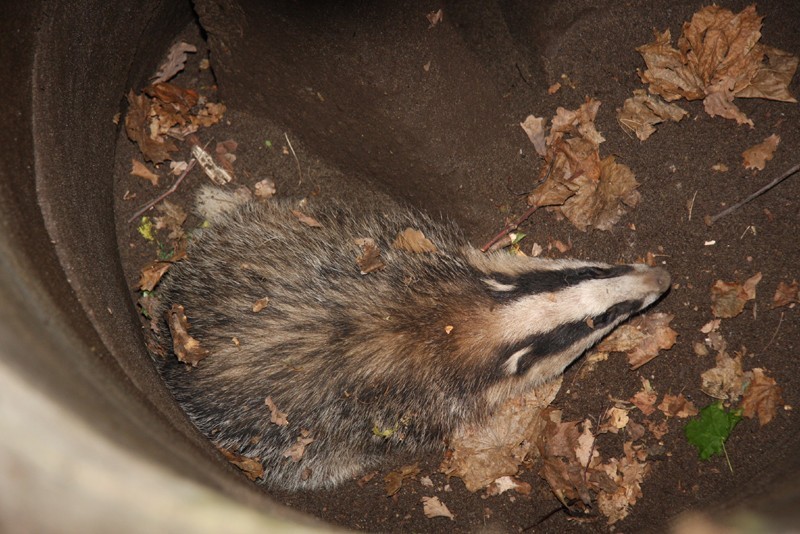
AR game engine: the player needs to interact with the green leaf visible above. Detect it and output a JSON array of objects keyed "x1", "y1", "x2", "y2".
[
  {"x1": 137, "y1": 217, "x2": 155, "y2": 241},
  {"x1": 685, "y1": 402, "x2": 742, "y2": 460}
]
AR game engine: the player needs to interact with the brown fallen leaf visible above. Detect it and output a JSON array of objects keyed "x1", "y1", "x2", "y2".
[
  {"x1": 710, "y1": 272, "x2": 762, "y2": 318},
  {"x1": 771, "y1": 280, "x2": 799, "y2": 309},
  {"x1": 426, "y1": 9, "x2": 443, "y2": 28},
  {"x1": 657, "y1": 394, "x2": 699, "y2": 418},
  {"x1": 701, "y1": 349, "x2": 750, "y2": 401},
  {"x1": 595, "y1": 441, "x2": 650, "y2": 525},
  {"x1": 152, "y1": 41, "x2": 197, "y2": 84},
  {"x1": 217, "y1": 446, "x2": 264, "y2": 481},
  {"x1": 264, "y1": 396, "x2": 289, "y2": 426},
  {"x1": 384, "y1": 463, "x2": 420, "y2": 496},
  {"x1": 354, "y1": 237, "x2": 386, "y2": 275},
  {"x1": 630, "y1": 378, "x2": 658, "y2": 416},
  {"x1": 154, "y1": 200, "x2": 187, "y2": 241},
  {"x1": 596, "y1": 312, "x2": 678, "y2": 370},
  {"x1": 125, "y1": 91, "x2": 178, "y2": 164},
  {"x1": 421, "y1": 496, "x2": 454, "y2": 520},
  {"x1": 393, "y1": 228, "x2": 437, "y2": 253},
  {"x1": 291, "y1": 210, "x2": 324, "y2": 228},
  {"x1": 485, "y1": 476, "x2": 532, "y2": 496},
  {"x1": 547, "y1": 82, "x2": 562, "y2": 95},
  {"x1": 741, "y1": 368, "x2": 784, "y2": 426},
  {"x1": 138, "y1": 292, "x2": 162, "y2": 334},
  {"x1": 139, "y1": 262, "x2": 171, "y2": 292},
  {"x1": 645, "y1": 419, "x2": 669, "y2": 440},
  {"x1": 254, "y1": 178, "x2": 277, "y2": 199},
  {"x1": 283, "y1": 430, "x2": 314, "y2": 462},
  {"x1": 617, "y1": 89, "x2": 688, "y2": 141},
  {"x1": 520, "y1": 115, "x2": 547, "y2": 156},
  {"x1": 441, "y1": 378, "x2": 561, "y2": 492},
  {"x1": 130, "y1": 159, "x2": 160, "y2": 186},
  {"x1": 252, "y1": 296, "x2": 270, "y2": 313},
  {"x1": 166, "y1": 304, "x2": 210, "y2": 366},
  {"x1": 599, "y1": 407, "x2": 630, "y2": 434},
  {"x1": 742, "y1": 134, "x2": 781, "y2": 171},
  {"x1": 636, "y1": 5, "x2": 798, "y2": 127}
]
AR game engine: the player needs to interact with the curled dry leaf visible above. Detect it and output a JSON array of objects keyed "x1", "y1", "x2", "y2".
[
  {"x1": 130, "y1": 159, "x2": 160, "y2": 186},
  {"x1": 283, "y1": 430, "x2": 314, "y2": 462},
  {"x1": 217, "y1": 446, "x2": 264, "y2": 481},
  {"x1": 617, "y1": 89, "x2": 688, "y2": 141},
  {"x1": 771, "y1": 280, "x2": 799, "y2": 309},
  {"x1": 599, "y1": 407, "x2": 630, "y2": 434},
  {"x1": 596, "y1": 312, "x2": 677, "y2": 370},
  {"x1": 166, "y1": 304, "x2": 210, "y2": 366},
  {"x1": 485, "y1": 476, "x2": 532, "y2": 496},
  {"x1": 742, "y1": 134, "x2": 780, "y2": 171},
  {"x1": 701, "y1": 350, "x2": 750, "y2": 401},
  {"x1": 710, "y1": 272, "x2": 762, "y2": 318},
  {"x1": 658, "y1": 394, "x2": 699, "y2": 418},
  {"x1": 291, "y1": 210, "x2": 324, "y2": 228},
  {"x1": 636, "y1": 5, "x2": 798, "y2": 126},
  {"x1": 393, "y1": 228, "x2": 438, "y2": 253},
  {"x1": 421, "y1": 496, "x2": 454, "y2": 520},
  {"x1": 384, "y1": 463, "x2": 420, "y2": 496},
  {"x1": 152, "y1": 41, "x2": 197, "y2": 84},
  {"x1": 139, "y1": 262, "x2": 171, "y2": 292},
  {"x1": 254, "y1": 178, "x2": 277, "y2": 199},
  {"x1": 264, "y1": 396, "x2": 289, "y2": 426},
  {"x1": 440, "y1": 377, "x2": 561, "y2": 492},
  {"x1": 354, "y1": 237, "x2": 386, "y2": 275},
  {"x1": 125, "y1": 91, "x2": 178, "y2": 164},
  {"x1": 595, "y1": 442, "x2": 650, "y2": 525},
  {"x1": 740, "y1": 368, "x2": 784, "y2": 426}
]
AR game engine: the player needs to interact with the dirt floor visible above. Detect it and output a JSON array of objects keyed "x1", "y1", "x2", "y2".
[{"x1": 114, "y1": 1, "x2": 799, "y2": 532}]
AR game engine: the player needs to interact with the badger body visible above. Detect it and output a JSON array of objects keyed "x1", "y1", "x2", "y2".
[{"x1": 152, "y1": 188, "x2": 670, "y2": 490}]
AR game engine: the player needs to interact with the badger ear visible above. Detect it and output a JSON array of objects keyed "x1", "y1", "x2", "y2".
[{"x1": 501, "y1": 346, "x2": 532, "y2": 375}]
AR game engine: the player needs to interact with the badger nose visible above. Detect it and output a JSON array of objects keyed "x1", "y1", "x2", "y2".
[{"x1": 649, "y1": 267, "x2": 672, "y2": 293}]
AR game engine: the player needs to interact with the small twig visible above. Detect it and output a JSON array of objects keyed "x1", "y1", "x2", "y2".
[
  {"x1": 284, "y1": 132, "x2": 303, "y2": 184},
  {"x1": 687, "y1": 190, "x2": 698, "y2": 221},
  {"x1": 480, "y1": 160, "x2": 560, "y2": 253},
  {"x1": 762, "y1": 311, "x2": 784, "y2": 353},
  {"x1": 128, "y1": 158, "x2": 197, "y2": 223},
  {"x1": 708, "y1": 163, "x2": 800, "y2": 225},
  {"x1": 722, "y1": 441, "x2": 734, "y2": 473}
]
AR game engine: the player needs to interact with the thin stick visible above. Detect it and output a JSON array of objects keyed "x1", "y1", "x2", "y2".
[
  {"x1": 128, "y1": 158, "x2": 197, "y2": 223},
  {"x1": 284, "y1": 132, "x2": 303, "y2": 184},
  {"x1": 708, "y1": 163, "x2": 800, "y2": 224},
  {"x1": 762, "y1": 311, "x2": 784, "y2": 353}
]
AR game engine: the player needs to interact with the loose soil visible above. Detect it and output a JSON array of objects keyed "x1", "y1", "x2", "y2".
[{"x1": 114, "y1": 1, "x2": 799, "y2": 532}]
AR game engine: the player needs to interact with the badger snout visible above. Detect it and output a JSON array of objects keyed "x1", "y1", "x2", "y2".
[{"x1": 636, "y1": 266, "x2": 672, "y2": 295}]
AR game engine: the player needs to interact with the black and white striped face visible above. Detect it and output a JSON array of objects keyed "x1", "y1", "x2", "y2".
[{"x1": 473, "y1": 256, "x2": 671, "y2": 385}]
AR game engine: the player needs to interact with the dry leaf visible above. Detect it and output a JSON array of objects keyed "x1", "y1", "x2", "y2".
[
  {"x1": 393, "y1": 228, "x2": 437, "y2": 253},
  {"x1": 283, "y1": 430, "x2": 314, "y2": 462},
  {"x1": 630, "y1": 378, "x2": 658, "y2": 416},
  {"x1": 742, "y1": 134, "x2": 780, "y2": 171},
  {"x1": 139, "y1": 262, "x2": 171, "y2": 292},
  {"x1": 617, "y1": 89, "x2": 688, "y2": 141},
  {"x1": 547, "y1": 82, "x2": 562, "y2": 94},
  {"x1": 441, "y1": 378, "x2": 561, "y2": 492},
  {"x1": 657, "y1": 394, "x2": 699, "y2": 418},
  {"x1": 700, "y1": 350, "x2": 749, "y2": 401},
  {"x1": 384, "y1": 463, "x2": 420, "y2": 496},
  {"x1": 152, "y1": 41, "x2": 197, "y2": 84},
  {"x1": 771, "y1": 280, "x2": 799, "y2": 309},
  {"x1": 646, "y1": 419, "x2": 669, "y2": 439},
  {"x1": 291, "y1": 210, "x2": 324, "y2": 228},
  {"x1": 264, "y1": 396, "x2": 289, "y2": 426},
  {"x1": 130, "y1": 159, "x2": 160, "y2": 186},
  {"x1": 599, "y1": 407, "x2": 630, "y2": 434},
  {"x1": 354, "y1": 237, "x2": 386, "y2": 275},
  {"x1": 217, "y1": 446, "x2": 264, "y2": 481},
  {"x1": 710, "y1": 272, "x2": 761, "y2": 318},
  {"x1": 252, "y1": 296, "x2": 270, "y2": 313},
  {"x1": 125, "y1": 91, "x2": 178, "y2": 164},
  {"x1": 426, "y1": 9, "x2": 443, "y2": 28},
  {"x1": 741, "y1": 368, "x2": 783, "y2": 426},
  {"x1": 170, "y1": 160, "x2": 189, "y2": 176},
  {"x1": 154, "y1": 200, "x2": 187, "y2": 241},
  {"x1": 192, "y1": 144, "x2": 233, "y2": 185},
  {"x1": 421, "y1": 496, "x2": 454, "y2": 520},
  {"x1": 595, "y1": 442, "x2": 650, "y2": 525},
  {"x1": 166, "y1": 304, "x2": 210, "y2": 366},
  {"x1": 254, "y1": 178, "x2": 277, "y2": 199},
  {"x1": 596, "y1": 312, "x2": 677, "y2": 369},
  {"x1": 485, "y1": 476, "x2": 532, "y2": 496},
  {"x1": 520, "y1": 115, "x2": 547, "y2": 156}
]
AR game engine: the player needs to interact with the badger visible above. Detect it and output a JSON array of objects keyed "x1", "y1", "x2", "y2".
[{"x1": 151, "y1": 187, "x2": 670, "y2": 490}]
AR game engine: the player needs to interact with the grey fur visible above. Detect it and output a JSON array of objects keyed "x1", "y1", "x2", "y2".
[{"x1": 151, "y1": 188, "x2": 670, "y2": 490}]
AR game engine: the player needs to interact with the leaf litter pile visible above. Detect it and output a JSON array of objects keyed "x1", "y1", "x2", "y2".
[{"x1": 117, "y1": 4, "x2": 798, "y2": 531}]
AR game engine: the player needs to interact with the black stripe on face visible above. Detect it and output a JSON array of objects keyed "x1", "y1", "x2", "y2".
[
  {"x1": 488, "y1": 265, "x2": 635, "y2": 300},
  {"x1": 496, "y1": 298, "x2": 645, "y2": 376}
]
